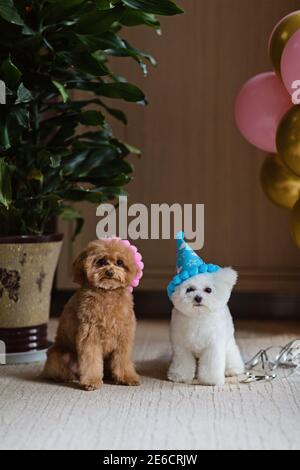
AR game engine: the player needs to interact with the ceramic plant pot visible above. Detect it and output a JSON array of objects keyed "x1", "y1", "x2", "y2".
[{"x1": 0, "y1": 234, "x2": 63, "y2": 364}]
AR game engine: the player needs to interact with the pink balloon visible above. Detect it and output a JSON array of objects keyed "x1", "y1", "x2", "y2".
[
  {"x1": 235, "y1": 72, "x2": 292, "y2": 153},
  {"x1": 281, "y1": 30, "x2": 300, "y2": 99}
]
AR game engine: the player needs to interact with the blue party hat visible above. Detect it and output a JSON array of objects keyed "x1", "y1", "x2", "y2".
[{"x1": 167, "y1": 232, "x2": 220, "y2": 299}]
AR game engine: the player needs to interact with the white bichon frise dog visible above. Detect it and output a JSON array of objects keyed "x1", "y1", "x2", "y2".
[{"x1": 167, "y1": 233, "x2": 244, "y2": 386}]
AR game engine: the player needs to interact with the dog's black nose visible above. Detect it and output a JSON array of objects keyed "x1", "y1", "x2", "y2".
[
  {"x1": 194, "y1": 295, "x2": 202, "y2": 304},
  {"x1": 106, "y1": 269, "x2": 114, "y2": 278}
]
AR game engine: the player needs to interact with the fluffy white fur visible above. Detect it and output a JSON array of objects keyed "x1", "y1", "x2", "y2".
[{"x1": 168, "y1": 268, "x2": 244, "y2": 386}]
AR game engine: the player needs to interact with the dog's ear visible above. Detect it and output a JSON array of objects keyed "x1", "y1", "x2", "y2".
[
  {"x1": 72, "y1": 252, "x2": 86, "y2": 286},
  {"x1": 213, "y1": 267, "x2": 238, "y2": 289}
]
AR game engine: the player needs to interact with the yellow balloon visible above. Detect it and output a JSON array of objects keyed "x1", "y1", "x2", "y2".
[
  {"x1": 277, "y1": 105, "x2": 300, "y2": 176},
  {"x1": 269, "y1": 10, "x2": 300, "y2": 76},
  {"x1": 261, "y1": 154, "x2": 300, "y2": 210},
  {"x1": 291, "y1": 198, "x2": 300, "y2": 248}
]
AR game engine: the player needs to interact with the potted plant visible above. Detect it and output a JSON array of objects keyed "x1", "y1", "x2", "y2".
[{"x1": 0, "y1": 0, "x2": 182, "y2": 363}]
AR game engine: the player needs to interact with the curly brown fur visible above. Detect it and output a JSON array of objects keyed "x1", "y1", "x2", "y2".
[{"x1": 43, "y1": 239, "x2": 141, "y2": 391}]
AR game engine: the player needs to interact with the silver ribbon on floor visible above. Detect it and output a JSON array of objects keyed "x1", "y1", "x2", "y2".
[{"x1": 241, "y1": 339, "x2": 300, "y2": 383}]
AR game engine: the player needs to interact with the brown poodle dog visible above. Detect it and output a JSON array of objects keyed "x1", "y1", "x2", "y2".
[{"x1": 43, "y1": 239, "x2": 142, "y2": 391}]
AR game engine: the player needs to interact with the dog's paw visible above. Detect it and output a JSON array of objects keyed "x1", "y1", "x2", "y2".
[
  {"x1": 115, "y1": 372, "x2": 140, "y2": 386},
  {"x1": 80, "y1": 379, "x2": 102, "y2": 391},
  {"x1": 167, "y1": 371, "x2": 194, "y2": 384},
  {"x1": 225, "y1": 366, "x2": 245, "y2": 377}
]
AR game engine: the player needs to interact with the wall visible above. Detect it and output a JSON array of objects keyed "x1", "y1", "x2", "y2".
[{"x1": 57, "y1": 0, "x2": 300, "y2": 293}]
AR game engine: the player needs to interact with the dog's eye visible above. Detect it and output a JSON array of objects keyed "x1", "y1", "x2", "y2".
[
  {"x1": 186, "y1": 287, "x2": 196, "y2": 294},
  {"x1": 96, "y1": 258, "x2": 108, "y2": 267},
  {"x1": 116, "y1": 259, "x2": 125, "y2": 267},
  {"x1": 204, "y1": 287, "x2": 212, "y2": 294}
]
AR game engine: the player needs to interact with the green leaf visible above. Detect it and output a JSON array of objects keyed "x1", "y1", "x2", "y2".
[
  {"x1": 38, "y1": 148, "x2": 71, "y2": 168},
  {"x1": 122, "y1": 142, "x2": 141, "y2": 156},
  {"x1": 101, "y1": 104, "x2": 128, "y2": 124},
  {"x1": 50, "y1": 122, "x2": 77, "y2": 146},
  {"x1": 10, "y1": 106, "x2": 30, "y2": 128},
  {"x1": 63, "y1": 149, "x2": 90, "y2": 174},
  {"x1": 62, "y1": 186, "x2": 128, "y2": 204},
  {"x1": 121, "y1": 0, "x2": 183, "y2": 15},
  {"x1": 0, "y1": 117, "x2": 10, "y2": 150},
  {"x1": 121, "y1": 9, "x2": 160, "y2": 29},
  {"x1": 61, "y1": 205, "x2": 84, "y2": 239},
  {"x1": 74, "y1": 5, "x2": 125, "y2": 34},
  {"x1": 0, "y1": 56, "x2": 21, "y2": 89},
  {"x1": 43, "y1": 0, "x2": 87, "y2": 24},
  {"x1": 96, "y1": 32, "x2": 156, "y2": 74},
  {"x1": 74, "y1": 145, "x2": 120, "y2": 178},
  {"x1": 62, "y1": 188, "x2": 106, "y2": 203},
  {"x1": 96, "y1": 0, "x2": 113, "y2": 10},
  {"x1": 50, "y1": 155, "x2": 62, "y2": 169},
  {"x1": 43, "y1": 174, "x2": 62, "y2": 193},
  {"x1": 70, "y1": 52, "x2": 109, "y2": 76},
  {"x1": 0, "y1": 0, "x2": 24, "y2": 26},
  {"x1": 37, "y1": 150, "x2": 52, "y2": 167},
  {"x1": 41, "y1": 111, "x2": 78, "y2": 128},
  {"x1": 81, "y1": 158, "x2": 133, "y2": 179},
  {"x1": 0, "y1": 159, "x2": 13, "y2": 209},
  {"x1": 106, "y1": 39, "x2": 156, "y2": 75},
  {"x1": 52, "y1": 80, "x2": 69, "y2": 103},
  {"x1": 79, "y1": 110, "x2": 105, "y2": 126},
  {"x1": 97, "y1": 82, "x2": 146, "y2": 103},
  {"x1": 27, "y1": 168, "x2": 44, "y2": 184},
  {"x1": 78, "y1": 130, "x2": 112, "y2": 141},
  {"x1": 22, "y1": 24, "x2": 36, "y2": 36},
  {"x1": 16, "y1": 83, "x2": 33, "y2": 104},
  {"x1": 77, "y1": 31, "x2": 124, "y2": 51},
  {"x1": 45, "y1": 0, "x2": 83, "y2": 2}
]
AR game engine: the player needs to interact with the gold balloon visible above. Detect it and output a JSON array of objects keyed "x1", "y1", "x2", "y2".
[
  {"x1": 269, "y1": 10, "x2": 300, "y2": 76},
  {"x1": 291, "y1": 198, "x2": 300, "y2": 248},
  {"x1": 277, "y1": 105, "x2": 300, "y2": 176},
  {"x1": 261, "y1": 154, "x2": 300, "y2": 210}
]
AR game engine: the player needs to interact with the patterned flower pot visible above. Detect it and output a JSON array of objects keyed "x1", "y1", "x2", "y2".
[{"x1": 0, "y1": 234, "x2": 63, "y2": 364}]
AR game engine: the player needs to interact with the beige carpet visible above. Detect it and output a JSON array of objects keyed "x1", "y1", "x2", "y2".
[{"x1": 0, "y1": 320, "x2": 300, "y2": 450}]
